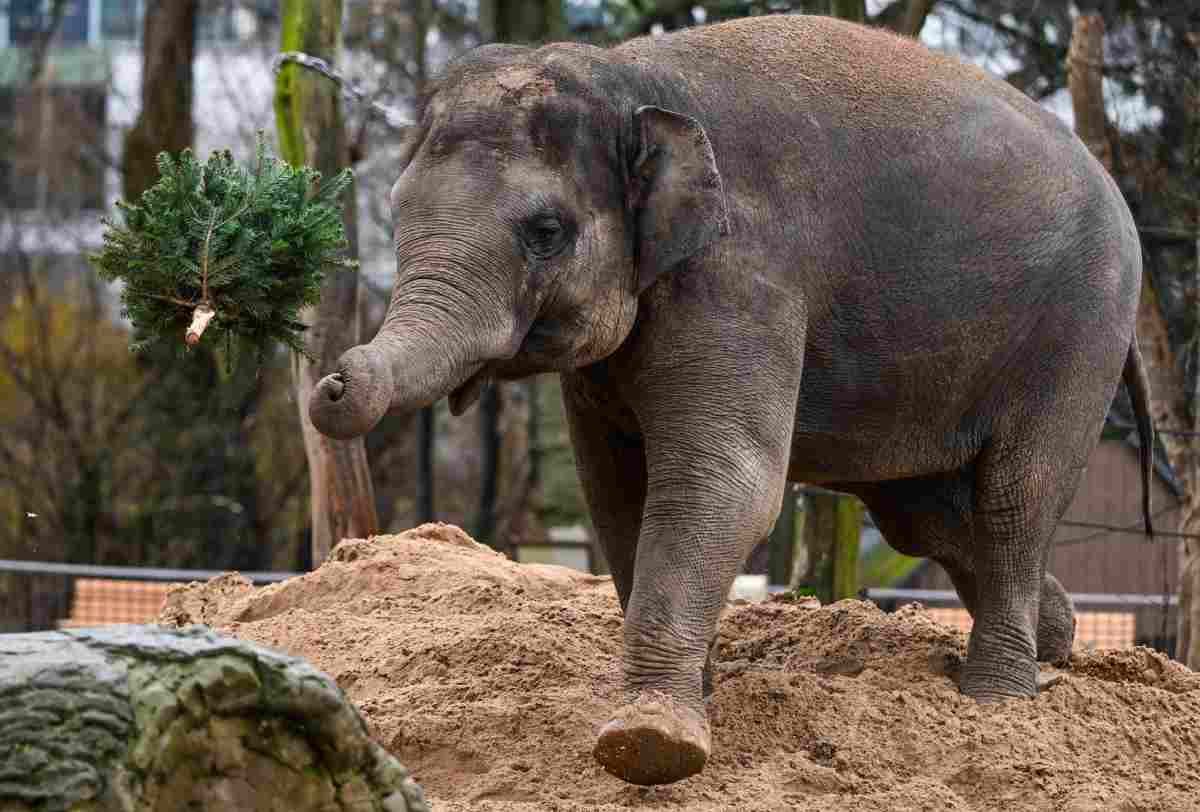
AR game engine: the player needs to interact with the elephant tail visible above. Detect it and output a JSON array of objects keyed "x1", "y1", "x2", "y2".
[{"x1": 1123, "y1": 337, "x2": 1156, "y2": 537}]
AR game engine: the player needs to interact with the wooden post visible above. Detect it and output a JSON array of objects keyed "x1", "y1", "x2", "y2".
[
  {"x1": 768, "y1": 484, "x2": 797, "y2": 586},
  {"x1": 797, "y1": 488, "x2": 862, "y2": 601},
  {"x1": 832, "y1": 495, "x2": 863, "y2": 600}
]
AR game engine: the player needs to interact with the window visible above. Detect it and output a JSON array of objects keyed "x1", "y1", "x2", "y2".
[
  {"x1": 101, "y1": 0, "x2": 140, "y2": 41},
  {"x1": 9, "y1": 0, "x2": 91, "y2": 45},
  {"x1": 198, "y1": 0, "x2": 235, "y2": 42},
  {"x1": 0, "y1": 86, "x2": 106, "y2": 212},
  {"x1": 0, "y1": 90, "x2": 13, "y2": 206}
]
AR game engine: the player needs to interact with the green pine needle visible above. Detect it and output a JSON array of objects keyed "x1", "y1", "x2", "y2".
[{"x1": 90, "y1": 133, "x2": 356, "y2": 361}]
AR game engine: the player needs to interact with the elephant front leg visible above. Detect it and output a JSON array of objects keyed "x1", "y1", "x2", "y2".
[
  {"x1": 592, "y1": 367, "x2": 798, "y2": 784},
  {"x1": 561, "y1": 372, "x2": 646, "y2": 613}
]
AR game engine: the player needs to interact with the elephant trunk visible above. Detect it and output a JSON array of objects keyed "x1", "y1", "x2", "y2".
[
  {"x1": 308, "y1": 266, "x2": 510, "y2": 440},
  {"x1": 307, "y1": 339, "x2": 398, "y2": 441}
]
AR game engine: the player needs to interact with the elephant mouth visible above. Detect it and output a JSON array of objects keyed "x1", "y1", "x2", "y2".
[{"x1": 448, "y1": 362, "x2": 493, "y2": 416}]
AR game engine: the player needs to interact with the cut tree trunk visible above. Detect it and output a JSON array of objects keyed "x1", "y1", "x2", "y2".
[
  {"x1": 275, "y1": 0, "x2": 379, "y2": 564},
  {"x1": 1070, "y1": 13, "x2": 1198, "y2": 667},
  {"x1": 0, "y1": 624, "x2": 427, "y2": 811}
]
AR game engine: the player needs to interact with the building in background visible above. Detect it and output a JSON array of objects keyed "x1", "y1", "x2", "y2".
[{"x1": 0, "y1": 1, "x2": 274, "y2": 284}]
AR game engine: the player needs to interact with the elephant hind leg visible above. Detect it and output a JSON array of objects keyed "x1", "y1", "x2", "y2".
[
  {"x1": 1035, "y1": 573, "x2": 1074, "y2": 664},
  {"x1": 957, "y1": 422, "x2": 1094, "y2": 701},
  {"x1": 938, "y1": 555, "x2": 1074, "y2": 664},
  {"x1": 853, "y1": 473, "x2": 1074, "y2": 664}
]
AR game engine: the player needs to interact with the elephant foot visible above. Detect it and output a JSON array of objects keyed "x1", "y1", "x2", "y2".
[
  {"x1": 1036, "y1": 575, "x2": 1076, "y2": 665},
  {"x1": 593, "y1": 691, "x2": 710, "y2": 785},
  {"x1": 959, "y1": 657, "x2": 1037, "y2": 703},
  {"x1": 1036, "y1": 668, "x2": 1067, "y2": 692}
]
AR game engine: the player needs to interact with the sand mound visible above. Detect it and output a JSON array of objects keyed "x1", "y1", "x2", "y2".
[{"x1": 160, "y1": 523, "x2": 1200, "y2": 811}]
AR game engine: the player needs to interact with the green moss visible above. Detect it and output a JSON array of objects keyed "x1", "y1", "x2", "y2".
[
  {"x1": 859, "y1": 543, "x2": 924, "y2": 589},
  {"x1": 274, "y1": 0, "x2": 312, "y2": 167},
  {"x1": 832, "y1": 497, "x2": 863, "y2": 601},
  {"x1": 775, "y1": 585, "x2": 819, "y2": 602}
]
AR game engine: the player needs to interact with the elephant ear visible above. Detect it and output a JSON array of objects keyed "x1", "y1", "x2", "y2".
[{"x1": 631, "y1": 105, "x2": 730, "y2": 295}]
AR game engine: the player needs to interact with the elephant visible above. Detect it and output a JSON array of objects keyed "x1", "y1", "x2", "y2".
[{"x1": 308, "y1": 13, "x2": 1154, "y2": 786}]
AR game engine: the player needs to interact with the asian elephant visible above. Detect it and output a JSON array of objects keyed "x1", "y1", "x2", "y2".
[{"x1": 308, "y1": 14, "x2": 1154, "y2": 786}]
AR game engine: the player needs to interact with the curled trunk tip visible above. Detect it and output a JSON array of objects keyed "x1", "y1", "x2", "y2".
[{"x1": 308, "y1": 345, "x2": 394, "y2": 440}]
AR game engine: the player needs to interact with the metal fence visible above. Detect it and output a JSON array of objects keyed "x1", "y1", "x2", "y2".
[
  {"x1": 0, "y1": 558, "x2": 1180, "y2": 661},
  {"x1": 865, "y1": 587, "x2": 1179, "y2": 657},
  {"x1": 0, "y1": 559, "x2": 298, "y2": 633}
]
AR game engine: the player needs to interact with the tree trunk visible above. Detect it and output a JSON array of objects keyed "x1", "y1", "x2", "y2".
[
  {"x1": 26, "y1": 0, "x2": 69, "y2": 84},
  {"x1": 767, "y1": 484, "x2": 797, "y2": 585},
  {"x1": 1068, "y1": 13, "x2": 1111, "y2": 169},
  {"x1": 901, "y1": 0, "x2": 936, "y2": 38},
  {"x1": 0, "y1": 625, "x2": 427, "y2": 811},
  {"x1": 411, "y1": 0, "x2": 438, "y2": 523},
  {"x1": 797, "y1": 492, "x2": 834, "y2": 600},
  {"x1": 1180, "y1": 227, "x2": 1200, "y2": 668},
  {"x1": 790, "y1": 0, "x2": 868, "y2": 603},
  {"x1": 1180, "y1": 53, "x2": 1200, "y2": 671},
  {"x1": 1186, "y1": 221, "x2": 1200, "y2": 668},
  {"x1": 481, "y1": 0, "x2": 567, "y2": 43},
  {"x1": 468, "y1": 2, "x2": 565, "y2": 548},
  {"x1": 1182, "y1": 546, "x2": 1200, "y2": 666},
  {"x1": 474, "y1": 385, "x2": 502, "y2": 546},
  {"x1": 416, "y1": 406, "x2": 436, "y2": 522},
  {"x1": 527, "y1": 378, "x2": 542, "y2": 499},
  {"x1": 122, "y1": 0, "x2": 198, "y2": 201},
  {"x1": 792, "y1": 490, "x2": 863, "y2": 601},
  {"x1": 832, "y1": 496, "x2": 863, "y2": 600},
  {"x1": 830, "y1": 0, "x2": 865, "y2": 23},
  {"x1": 276, "y1": 0, "x2": 379, "y2": 565},
  {"x1": 1070, "y1": 13, "x2": 1197, "y2": 666}
]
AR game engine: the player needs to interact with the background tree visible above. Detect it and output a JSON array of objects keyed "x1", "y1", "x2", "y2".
[
  {"x1": 116, "y1": 0, "x2": 265, "y2": 571},
  {"x1": 481, "y1": 0, "x2": 567, "y2": 43},
  {"x1": 276, "y1": 0, "x2": 379, "y2": 563},
  {"x1": 122, "y1": 1, "x2": 198, "y2": 200},
  {"x1": 0, "y1": 1, "x2": 312, "y2": 591},
  {"x1": 466, "y1": 1, "x2": 568, "y2": 550},
  {"x1": 3, "y1": 0, "x2": 1195, "y2": 650}
]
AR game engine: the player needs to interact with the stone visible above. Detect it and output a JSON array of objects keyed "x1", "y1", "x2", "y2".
[{"x1": 0, "y1": 625, "x2": 429, "y2": 812}]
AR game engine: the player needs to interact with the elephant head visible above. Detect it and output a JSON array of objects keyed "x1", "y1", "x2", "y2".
[{"x1": 308, "y1": 45, "x2": 729, "y2": 440}]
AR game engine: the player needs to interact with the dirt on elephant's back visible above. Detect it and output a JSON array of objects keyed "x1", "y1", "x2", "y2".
[{"x1": 159, "y1": 523, "x2": 1200, "y2": 812}]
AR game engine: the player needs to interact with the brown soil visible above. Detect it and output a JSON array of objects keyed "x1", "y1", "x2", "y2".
[{"x1": 160, "y1": 523, "x2": 1200, "y2": 812}]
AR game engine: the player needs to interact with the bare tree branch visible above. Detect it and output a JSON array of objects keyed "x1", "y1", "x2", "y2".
[{"x1": 27, "y1": 0, "x2": 70, "y2": 84}]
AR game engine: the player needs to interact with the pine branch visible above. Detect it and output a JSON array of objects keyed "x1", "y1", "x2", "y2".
[{"x1": 90, "y1": 133, "x2": 355, "y2": 363}]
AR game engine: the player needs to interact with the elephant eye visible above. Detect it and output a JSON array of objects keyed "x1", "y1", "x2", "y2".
[{"x1": 522, "y1": 213, "x2": 570, "y2": 260}]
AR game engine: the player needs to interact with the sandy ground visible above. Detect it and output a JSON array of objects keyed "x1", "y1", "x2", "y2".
[{"x1": 160, "y1": 523, "x2": 1200, "y2": 812}]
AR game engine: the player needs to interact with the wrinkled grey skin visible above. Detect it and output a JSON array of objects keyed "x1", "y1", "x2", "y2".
[{"x1": 309, "y1": 15, "x2": 1154, "y2": 786}]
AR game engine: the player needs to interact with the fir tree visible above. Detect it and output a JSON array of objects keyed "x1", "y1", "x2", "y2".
[{"x1": 91, "y1": 134, "x2": 355, "y2": 359}]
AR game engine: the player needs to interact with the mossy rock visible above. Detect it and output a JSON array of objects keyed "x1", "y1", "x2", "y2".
[{"x1": 0, "y1": 625, "x2": 427, "y2": 812}]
